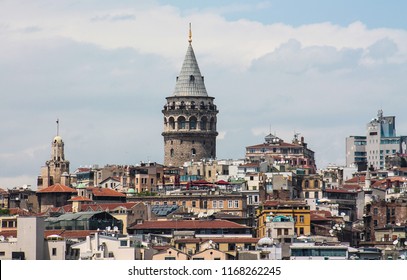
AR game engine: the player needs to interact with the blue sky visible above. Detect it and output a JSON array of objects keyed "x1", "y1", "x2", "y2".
[
  {"x1": 159, "y1": 0, "x2": 407, "y2": 28},
  {"x1": 1, "y1": 0, "x2": 407, "y2": 188}
]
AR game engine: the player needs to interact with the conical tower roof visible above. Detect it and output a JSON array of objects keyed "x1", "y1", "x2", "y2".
[{"x1": 173, "y1": 41, "x2": 208, "y2": 97}]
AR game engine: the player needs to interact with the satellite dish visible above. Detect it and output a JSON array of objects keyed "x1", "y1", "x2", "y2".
[{"x1": 393, "y1": 240, "x2": 399, "y2": 245}]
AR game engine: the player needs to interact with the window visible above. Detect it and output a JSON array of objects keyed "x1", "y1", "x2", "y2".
[
  {"x1": 0, "y1": 251, "x2": 5, "y2": 256},
  {"x1": 373, "y1": 208, "x2": 378, "y2": 215},
  {"x1": 192, "y1": 201, "x2": 196, "y2": 208},
  {"x1": 234, "y1": 200, "x2": 239, "y2": 208},
  {"x1": 314, "y1": 191, "x2": 319, "y2": 199},
  {"x1": 165, "y1": 257, "x2": 176, "y2": 260},
  {"x1": 170, "y1": 149, "x2": 174, "y2": 158},
  {"x1": 178, "y1": 116, "x2": 186, "y2": 129},
  {"x1": 189, "y1": 117, "x2": 197, "y2": 130},
  {"x1": 284, "y1": 229, "x2": 289, "y2": 235},
  {"x1": 213, "y1": 201, "x2": 218, "y2": 208},
  {"x1": 219, "y1": 200, "x2": 224, "y2": 208},
  {"x1": 52, "y1": 248, "x2": 57, "y2": 256},
  {"x1": 305, "y1": 191, "x2": 309, "y2": 198},
  {"x1": 120, "y1": 240, "x2": 128, "y2": 246},
  {"x1": 228, "y1": 200, "x2": 233, "y2": 208},
  {"x1": 191, "y1": 148, "x2": 196, "y2": 156},
  {"x1": 299, "y1": 227, "x2": 304, "y2": 235},
  {"x1": 304, "y1": 180, "x2": 309, "y2": 188},
  {"x1": 299, "y1": 215, "x2": 304, "y2": 223}
]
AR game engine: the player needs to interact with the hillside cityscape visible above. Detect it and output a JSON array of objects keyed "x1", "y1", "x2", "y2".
[{"x1": 1, "y1": 30, "x2": 407, "y2": 261}]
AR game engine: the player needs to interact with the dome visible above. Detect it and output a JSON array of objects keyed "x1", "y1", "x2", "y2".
[
  {"x1": 53, "y1": 135, "x2": 63, "y2": 143},
  {"x1": 258, "y1": 237, "x2": 274, "y2": 247}
]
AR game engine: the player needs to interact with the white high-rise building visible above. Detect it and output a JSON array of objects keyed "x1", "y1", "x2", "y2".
[{"x1": 346, "y1": 110, "x2": 407, "y2": 170}]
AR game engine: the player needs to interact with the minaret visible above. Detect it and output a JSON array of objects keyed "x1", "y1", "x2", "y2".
[
  {"x1": 37, "y1": 120, "x2": 70, "y2": 189},
  {"x1": 162, "y1": 24, "x2": 219, "y2": 167}
]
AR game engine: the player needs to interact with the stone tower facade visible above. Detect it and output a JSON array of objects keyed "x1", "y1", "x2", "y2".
[
  {"x1": 162, "y1": 31, "x2": 218, "y2": 167},
  {"x1": 37, "y1": 133, "x2": 70, "y2": 190}
]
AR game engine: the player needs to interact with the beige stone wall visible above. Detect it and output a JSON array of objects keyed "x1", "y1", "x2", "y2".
[{"x1": 162, "y1": 96, "x2": 218, "y2": 167}]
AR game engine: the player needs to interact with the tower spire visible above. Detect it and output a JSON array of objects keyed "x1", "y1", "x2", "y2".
[
  {"x1": 56, "y1": 118, "x2": 59, "y2": 136},
  {"x1": 188, "y1": 23, "x2": 192, "y2": 44}
]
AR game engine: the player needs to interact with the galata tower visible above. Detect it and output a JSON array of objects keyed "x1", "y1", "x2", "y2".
[{"x1": 162, "y1": 26, "x2": 218, "y2": 167}]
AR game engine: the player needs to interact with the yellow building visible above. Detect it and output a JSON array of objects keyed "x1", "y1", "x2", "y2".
[
  {"x1": 174, "y1": 237, "x2": 259, "y2": 258},
  {"x1": 257, "y1": 200, "x2": 310, "y2": 238}
]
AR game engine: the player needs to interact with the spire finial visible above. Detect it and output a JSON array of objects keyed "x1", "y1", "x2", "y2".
[
  {"x1": 188, "y1": 23, "x2": 192, "y2": 43},
  {"x1": 56, "y1": 118, "x2": 59, "y2": 136}
]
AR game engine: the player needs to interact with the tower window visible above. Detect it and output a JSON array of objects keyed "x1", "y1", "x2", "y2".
[
  {"x1": 169, "y1": 117, "x2": 175, "y2": 129},
  {"x1": 177, "y1": 116, "x2": 186, "y2": 129},
  {"x1": 189, "y1": 117, "x2": 197, "y2": 130},
  {"x1": 200, "y1": 117, "x2": 207, "y2": 130},
  {"x1": 192, "y1": 148, "x2": 196, "y2": 155},
  {"x1": 189, "y1": 75, "x2": 195, "y2": 82},
  {"x1": 170, "y1": 149, "x2": 174, "y2": 157}
]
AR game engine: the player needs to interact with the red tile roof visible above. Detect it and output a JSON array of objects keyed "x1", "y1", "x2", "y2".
[
  {"x1": 129, "y1": 219, "x2": 250, "y2": 230},
  {"x1": 310, "y1": 210, "x2": 333, "y2": 221},
  {"x1": 88, "y1": 187, "x2": 126, "y2": 197},
  {"x1": 0, "y1": 230, "x2": 17, "y2": 238},
  {"x1": 174, "y1": 237, "x2": 260, "y2": 244},
  {"x1": 68, "y1": 196, "x2": 93, "y2": 202},
  {"x1": 345, "y1": 176, "x2": 365, "y2": 184},
  {"x1": 8, "y1": 208, "x2": 32, "y2": 216},
  {"x1": 37, "y1": 183, "x2": 77, "y2": 193},
  {"x1": 44, "y1": 230, "x2": 97, "y2": 239}
]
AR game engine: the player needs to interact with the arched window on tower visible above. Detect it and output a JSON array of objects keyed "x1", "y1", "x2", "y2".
[
  {"x1": 209, "y1": 117, "x2": 215, "y2": 131},
  {"x1": 170, "y1": 102, "x2": 175, "y2": 110},
  {"x1": 200, "y1": 101, "x2": 205, "y2": 109},
  {"x1": 180, "y1": 101, "x2": 186, "y2": 109},
  {"x1": 190, "y1": 101, "x2": 196, "y2": 109},
  {"x1": 191, "y1": 148, "x2": 196, "y2": 156},
  {"x1": 164, "y1": 117, "x2": 167, "y2": 127},
  {"x1": 177, "y1": 116, "x2": 186, "y2": 130},
  {"x1": 314, "y1": 180, "x2": 319, "y2": 188},
  {"x1": 189, "y1": 116, "x2": 197, "y2": 130},
  {"x1": 169, "y1": 117, "x2": 175, "y2": 130},
  {"x1": 304, "y1": 180, "x2": 309, "y2": 189},
  {"x1": 170, "y1": 149, "x2": 174, "y2": 158},
  {"x1": 200, "y1": 117, "x2": 207, "y2": 130}
]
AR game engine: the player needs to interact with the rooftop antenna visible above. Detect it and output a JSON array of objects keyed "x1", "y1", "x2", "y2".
[
  {"x1": 56, "y1": 118, "x2": 60, "y2": 136},
  {"x1": 188, "y1": 23, "x2": 192, "y2": 44}
]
